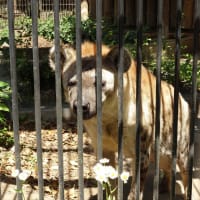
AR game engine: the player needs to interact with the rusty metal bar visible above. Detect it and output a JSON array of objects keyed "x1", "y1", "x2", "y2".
[
  {"x1": 135, "y1": 0, "x2": 143, "y2": 199},
  {"x1": 117, "y1": 0, "x2": 124, "y2": 199},
  {"x1": 96, "y1": 0, "x2": 103, "y2": 199},
  {"x1": 31, "y1": 0, "x2": 44, "y2": 199},
  {"x1": 7, "y1": 1, "x2": 22, "y2": 199},
  {"x1": 53, "y1": 0, "x2": 65, "y2": 199},
  {"x1": 75, "y1": 1, "x2": 84, "y2": 199},
  {"x1": 153, "y1": 0, "x2": 163, "y2": 199},
  {"x1": 170, "y1": 0, "x2": 182, "y2": 200},
  {"x1": 187, "y1": 0, "x2": 200, "y2": 199}
]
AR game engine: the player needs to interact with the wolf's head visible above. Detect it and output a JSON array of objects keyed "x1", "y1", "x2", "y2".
[{"x1": 49, "y1": 42, "x2": 132, "y2": 120}]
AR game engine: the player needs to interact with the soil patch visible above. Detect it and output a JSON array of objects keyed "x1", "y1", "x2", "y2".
[{"x1": 0, "y1": 121, "x2": 98, "y2": 200}]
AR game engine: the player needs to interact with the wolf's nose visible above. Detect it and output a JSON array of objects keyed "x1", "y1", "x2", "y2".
[{"x1": 73, "y1": 100, "x2": 90, "y2": 114}]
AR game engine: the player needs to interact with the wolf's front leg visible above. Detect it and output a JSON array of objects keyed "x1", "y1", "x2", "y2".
[{"x1": 128, "y1": 152, "x2": 150, "y2": 200}]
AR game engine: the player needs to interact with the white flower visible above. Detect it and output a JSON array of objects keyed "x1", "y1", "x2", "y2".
[
  {"x1": 93, "y1": 163, "x2": 104, "y2": 174},
  {"x1": 99, "y1": 158, "x2": 110, "y2": 164},
  {"x1": 93, "y1": 163, "x2": 108, "y2": 183},
  {"x1": 105, "y1": 166, "x2": 118, "y2": 179},
  {"x1": 95, "y1": 173, "x2": 108, "y2": 183},
  {"x1": 18, "y1": 170, "x2": 31, "y2": 181},
  {"x1": 120, "y1": 171, "x2": 130, "y2": 183},
  {"x1": 11, "y1": 169, "x2": 19, "y2": 177},
  {"x1": 10, "y1": 146, "x2": 15, "y2": 153}
]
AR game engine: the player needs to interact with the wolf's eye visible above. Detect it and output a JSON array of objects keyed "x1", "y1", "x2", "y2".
[
  {"x1": 67, "y1": 81, "x2": 77, "y2": 87},
  {"x1": 94, "y1": 81, "x2": 106, "y2": 88},
  {"x1": 102, "y1": 81, "x2": 106, "y2": 88}
]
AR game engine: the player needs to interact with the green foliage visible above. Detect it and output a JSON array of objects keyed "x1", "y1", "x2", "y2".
[
  {"x1": 0, "y1": 15, "x2": 199, "y2": 90},
  {"x1": 60, "y1": 16, "x2": 76, "y2": 43},
  {"x1": 143, "y1": 44, "x2": 200, "y2": 89},
  {"x1": 38, "y1": 16, "x2": 97, "y2": 44},
  {"x1": 15, "y1": 17, "x2": 32, "y2": 36},
  {"x1": 81, "y1": 17, "x2": 97, "y2": 42},
  {"x1": 0, "y1": 28, "x2": 9, "y2": 46},
  {"x1": 38, "y1": 17, "x2": 55, "y2": 41},
  {"x1": 38, "y1": 16, "x2": 118, "y2": 45},
  {"x1": 0, "y1": 81, "x2": 10, "y2": 113},
  {"x1": 0, "y1": 17, "x2": 32, "y2": 46},
  {"x1": 0, "y1": 81, "x2": 14, "y2": 149},
  {"x1": 179, "y1": 54, "x2": 200, "y2": 89}
]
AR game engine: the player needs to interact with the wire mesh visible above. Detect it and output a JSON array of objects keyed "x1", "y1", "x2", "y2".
[
  {"x1": 0, "y1": 0, "x2": 8, "y2": 29},
  {"x1": 0, "y1": 0, "x2": 75, "y2": 29}
]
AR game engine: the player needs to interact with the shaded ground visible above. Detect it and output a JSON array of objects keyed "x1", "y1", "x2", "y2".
[
  {"x1": 0, "y1": 121, "x2": 98, "y2": 200},
  {"x1": 1, "y1": 117, "x2": 200, "y2": 200}
]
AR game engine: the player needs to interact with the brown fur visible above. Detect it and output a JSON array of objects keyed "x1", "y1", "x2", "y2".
[{"x1": 49, "y1": 41, "x2": 190, "y2": 199}]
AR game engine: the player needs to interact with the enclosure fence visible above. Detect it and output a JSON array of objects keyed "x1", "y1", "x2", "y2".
[
  {"x1": 1, "y1": 0, "x2": 200, "y2": 200},
  {"x1": 0, "y1": 0, "x2": 75, "y2": 29}
]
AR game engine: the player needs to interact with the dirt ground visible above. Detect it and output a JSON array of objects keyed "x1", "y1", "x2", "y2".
[
  {"x1": 0, "y1": 121, "x2": 98, "y2": 200},
  {"x1": 1, "y1": 119, "x2": 198, "y2": 200},
  {"x1": 0, "y1": 35, "x2": 53, "y2": 49}
]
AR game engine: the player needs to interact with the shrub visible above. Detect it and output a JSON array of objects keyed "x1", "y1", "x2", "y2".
[
  {"x1": 0, "y1": 81, "x2": 14, "y2": 149},
  {"x1": 15, "y1": 17, "x2": 32, "y2": 36},
  {"x1": 38, "y1": 17, "x2": 55, "y2": 41},
  {"x1": 0, "y1": 28, "x2": 9, "y2": 46},
  {"x1": 60, "y1": 16, "x2": 76, "y2": 44},
  {"x1": 1, "y1": 15, "x2": 199, "y2": 91}
]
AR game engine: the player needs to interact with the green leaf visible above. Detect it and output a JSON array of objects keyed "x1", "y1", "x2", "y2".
[
  {"x1": 0, "y1": 81, "x2": 9, "y2": 88},
  {"x1": 0, "y1": 92, "x2": 9, "y2": 99},
  {"x1": 0, "y1": 103, "x2": 9, "y2": 112}
]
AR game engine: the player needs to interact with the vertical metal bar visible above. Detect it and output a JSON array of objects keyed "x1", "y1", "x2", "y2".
[
  {"x1": 7, "y1": 1, "x2": 22, "y2": 200},
  {"x1": 96, "y1": 0, "x2": 103, "y2": 199},
  {"x1": 76, "y1": 1, "x2": 84, "y2": 200},
  {"x1": 136, "y1": 0, "x2": 143, "y2": 199},
  {"x1": 31, "y1": 0, "x2": 44, "y2": 199},
  {"x1": 187, "y1": 0, "x2": 200, "y2": 199},
  {"x1": 39, "y1": 0, "x2": 42, "y2": 18},
  {"x1": 53, "y1": 0, "x2": 65, "y2": 199},
  {"x1": 170, "y1": 1, "x2": 182, "y2": 199},
  {"x1": 153, "y1": 0, "x2": 163, "y2": 199},
  {"x1": 118, "y1": 0, "x2": 124, "y2": 199}
]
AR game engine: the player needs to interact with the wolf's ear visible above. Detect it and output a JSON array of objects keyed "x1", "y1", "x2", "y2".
[
  {"x1": 105, "y1": 46, "x2": 132, "y2": 72},
  {"x1": 49, "y1": 45, "x2": 76, "y2": 72}
]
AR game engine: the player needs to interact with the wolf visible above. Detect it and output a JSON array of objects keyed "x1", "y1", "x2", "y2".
[{"x1": 49, "y1": 41, "x2": 190, "y2": 199}]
